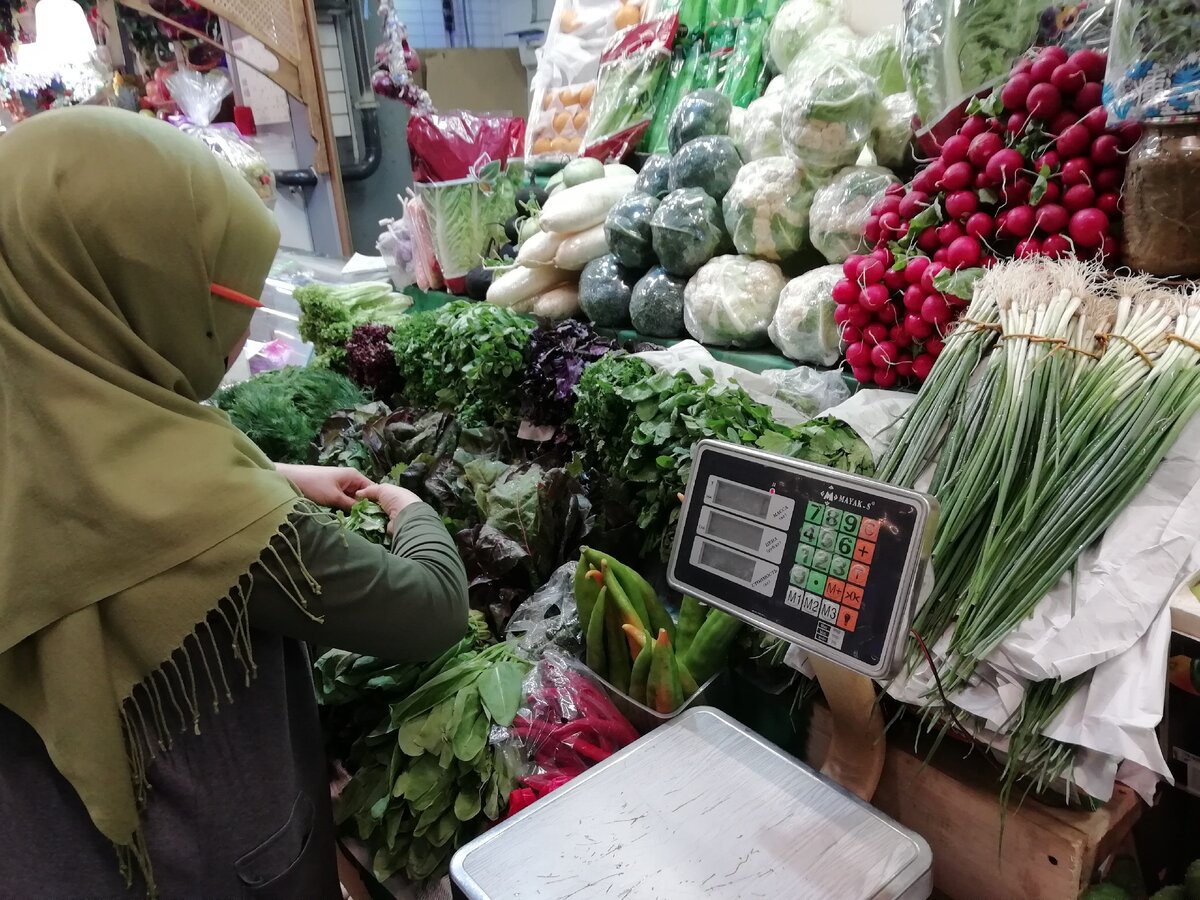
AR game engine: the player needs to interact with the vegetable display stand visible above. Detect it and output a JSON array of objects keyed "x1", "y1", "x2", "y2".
[
  {"x1": 805, "y1": 704, "x2": 1143, "y2": 900},
  {"x1": 402, "y1": 286, "x2": 459, "y2": 314}
]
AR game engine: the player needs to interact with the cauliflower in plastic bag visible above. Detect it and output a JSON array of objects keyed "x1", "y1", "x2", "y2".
[
  {"x1": 854, "y1": 25, "x2": 906, "y2": 97},
  {"x1": 782, "y1": 59, "x2": 879, "y2": 174},
  {"x1": 788, "y1": 25, "x2": 860, "y2": 79},
  {"x1": 722, "y1": 157, "x2": 815, "y2": 262},
  {"x1": 668, "y1": 135, "x2": 743, "y2": 202},
  {"x1": 683, "y1": 255, "x2": 787, "y2": 349},
  {"x1": 768, "y1": 264, "x2": 843, "y2": 365},
  {"x1": 605, "y1": 192, "x2": 660, "y2": 270},
  {"x1": 631, "y1": 266, "x2": 688, "y2": 338},
  {"x1": 739, "y1": 89, "x2": 786, "y2": 161},
  {"x1": 767, "y1": 0, "x2": 845, "y2": 75},
  {"x1": 809, "y1": 165, "x2": 899, "y2": 263},
  {"x1": 870, "y1": 92, "x2": 916, "y2": 171},
  {"x1": 651, "y1": 188, "x2": 726, "y2": 278}
]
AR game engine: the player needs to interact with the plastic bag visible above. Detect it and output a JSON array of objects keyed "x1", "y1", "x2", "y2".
[
  {"x1": 653, "y1": 0, "x2": 707, "y2": 32},
  {"x1": 528, "y1": 82, "x2": 594, "y2": 159},
  {"x1": 668, "y1": 134, "x2": 743, "y2": 201},
  {"x1": 718, "y1": 16, "x2": 770, "y2": 107},
  {"x1": 579, "y1": 253, "x2": 640, "y2": 325},
  {"x1": 722, "y1": 156, "x2": 815, "y2": 261},
  {"x1": 768, "y1": 263, "x2": 843, "y2": 364},
  {"x1": 854, "y1": 24, "x2": 906, "y2": 97},
  {"x1": 870, "y1": 92, "x2": 916, "y2": 170},
  {"x1": 650, "y1": 187, "x2": 726, "y2": 277},
  {"x1": 371, "y1": 1, "x2": 433, "y2": 112},
  {"x1": 605, "y1": 191, "x2": 661, "y2": 269},
  {"x1": 781, "y1": 58, "x2": 879, "y2": 174},
  {"x1": 683, "y1": 254, "x2": 787, "y2": 348},
  {"x1": 641, "y1": 37, "x2": 703, "y2": 154},
  {"x1": 167, "y1": 69, "x2": 277, "y2": 208},
  {"x1": 667, "y1": 88, "x2": 733, "y2": 154},
  {"x1": 583, "y1": 16, "x2": 680, "y2": 161},
  {"x1": 738, "y1": 86, "x2": 786, "y2": 160},
  {"x1": 502, "y1": 651, "x2": 640, "y2": 817},
  {"x1": 698, "y1": 19, "x2": 739, "y2": 90},
  {"x1": 1104, "y1": 0, "x2": 1200, "y2": 121},
  {"x1": 766, "y1": 0, "x2": 844, "y2": 74},
  {"x1": 808, "y1": 165, "x2": 899, "y2": 263},
  {"x1": 247, "y1": 339, "x2": 296, "y2": 375},
  {"x1": 762, "y1": 365, "x2": 852, "y2": 418},
  {"x1": 631, "y1": 265, "x2": 688, "y2": 336},
  {"x1": 788, "y1": 23, "x2": 861, "y2": 77},
  {"x1": 634, "y1": 153, "x2": 672, "y2": 198}
]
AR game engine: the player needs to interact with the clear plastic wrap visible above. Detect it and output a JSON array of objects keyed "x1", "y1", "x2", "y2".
[
  {"x1": 808, "y1": 165, "x2": 899, "y2": 263},
  {"x1": 1105, "y1": 0, "x2": 1200, "y2": 121},
  {"x1": 650, "y1": 187, "x2": 727, "y2": 277},
  {"x1": 579, "y1": 253, "x2": 640, "y2": 326},
  {"x1": 605, "y1": 191, "x2": 661, "y2": 269},
  {"x1": 528, "y1": 82, "x2": 594, "y2": 159},
  {"x1": 652, "y1": 0, "x2": 707, "y2": 32},
  {"x1": 503, "y1": 651, "x2": 640, "y2": 817},
  {"x1": 371, "y1": 0, "x2": 433, "y2": 112},
  {"x1": 768, "y1": 263, "x2": 843, "y2": 364},
  {"x1": 762, "y1": 365, "x2": 852, "y2": 418},
  {"x1": 781, "y1": 58, "x2": 879, "y2": 174},
  {"x1": 634, "y1": 153, "x2": 672, "y2": 198},
  {"x1": 766, "y1": 0, "x2": 845, "y2": 74},
  {"x1": 738, "y1": 87, "x2": 786, "y2": 160},
  {"x1": 789, "y1": 24, "x2": 861, "y2": 76},
  {"x1": 683, "y1": 254, "x2": 787, "y2": 348},
  {"x1": 166, "y1": 69, "x2": 277, "y2": 208},
  {"x1": 718, "y1": 15, "x2": 770, "y2": 107},
  {"x1": 869, "y1": 92, "x2": 916, "y2": 170},
  {"x1": 667, "y1": 88, "x2": 733, "y2": 154},
  {"x1": 630, "y1": 265, "x2": 688, "y2": 336},
  {"x1": 582, "y1": 16, "x2": 679, "y2": 161},
  {"x1": 641, "y1": 38, "x2": 703, "y2": 154},
  {"x1": 854, "y1": 24, "x2": 906, "y2": 96},
  {"x1": 722, "y1": 156, "x2": 814, "y2": 261},
  {"x1": 668, "y1": 134, "x2": 743, "y2": 201}
]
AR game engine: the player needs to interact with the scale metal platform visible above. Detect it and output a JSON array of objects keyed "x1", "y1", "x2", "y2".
[{"x1": 450, "y1": 441, "x2": 938, "y2": 899}]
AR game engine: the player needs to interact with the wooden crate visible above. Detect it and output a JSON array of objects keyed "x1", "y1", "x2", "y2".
[{"x1": 807, "y1": 704, "x2": 1142, "y2": 900}]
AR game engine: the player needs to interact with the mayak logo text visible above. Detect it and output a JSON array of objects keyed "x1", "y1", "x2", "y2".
[{"x1": 819, "y1": 489, "x2": 876, "y2": 512}]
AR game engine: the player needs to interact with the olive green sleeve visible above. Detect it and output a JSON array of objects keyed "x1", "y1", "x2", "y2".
[{"x1": 248, "y1": 503, "x2": 470, "y2": 661}]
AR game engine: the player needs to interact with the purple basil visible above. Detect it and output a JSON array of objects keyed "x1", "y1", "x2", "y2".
[{"x1": 520, "y1": 319, "x2": 617, "y2": 427}]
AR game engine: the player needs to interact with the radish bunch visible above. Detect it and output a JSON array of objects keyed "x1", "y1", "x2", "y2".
[{"x1": 834, "y1": 45, "x2": 1139, "y2": 388}]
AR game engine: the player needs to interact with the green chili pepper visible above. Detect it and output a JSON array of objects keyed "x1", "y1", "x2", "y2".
[
  {"x1": 574, "y1": 555, "x2": 603, "y2": 629},
  {"x1": 647, "y1": 629, "x2": 684, "y2": 714},
  {"x1": 602, "y1": 564, "x2": 645, "y2": 656},
  {"x1": 626, "y1": 626, "x2": 655, "y2": 706},
  {"x1": 675, "y1": 595, "x2": 707, "y2": 657},
  {"x1": 681, "y1": 608, "x2": 743, "y2": 684},
  {"x1": 586, "y1": 547, "x2": 673, "y2": 641},
  {"x1": 678, "y1": 659, "x2": 699, "y2": 699},
  {"x1": 605, "y1": 595, "x2": 633, "y2": 693},
  {"x1": 585, "y1": 586, "x2": 608, "y2": 677},
  {"x1": 585, "y1": 548, "x2": 649, "y2": 629}
]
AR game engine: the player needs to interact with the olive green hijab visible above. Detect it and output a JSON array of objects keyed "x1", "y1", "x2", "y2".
[{"x1": 0, "y1": 108, "x2": 302, "y2": 882}]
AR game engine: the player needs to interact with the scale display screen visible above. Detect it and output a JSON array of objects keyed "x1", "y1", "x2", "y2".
[{"x1": 668, "y1": 441, "x2": 936, "y2": 678}]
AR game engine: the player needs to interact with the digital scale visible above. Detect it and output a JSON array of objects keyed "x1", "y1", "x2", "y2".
[
  {"x1": 449, "y1": 441, "x2": 938, "y2": 900},
  {"x1": 669, "y1": 440, "x2": 937, "y2": 678}
]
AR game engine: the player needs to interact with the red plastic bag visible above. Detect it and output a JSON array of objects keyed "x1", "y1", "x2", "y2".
[
  {"x1": 502, "y1": 652, "x2": 639, "y2": 819},
  {"x1": 406, "y1": 111, "x2": 525, "y2": 184}
]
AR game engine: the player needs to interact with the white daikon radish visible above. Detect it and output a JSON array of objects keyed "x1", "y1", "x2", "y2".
[
  {"x1": 554, "y1": 224, "x2": 609, "y2": 271},
  {"x1": 604, "y1": 163, "x2": 637, "y2": 179},
  {"x1": 515, "y1": 229, "x2": 565, "y2": 266},
  {"x1": 539, "y1": 177, "x2": 636, "y2": 233},
  {"x1": 487, "y1": 264, "x2": 567, "y2": 308},
  {"x1": 529, "y1": 284, "x2": 581, "y2": 320}
]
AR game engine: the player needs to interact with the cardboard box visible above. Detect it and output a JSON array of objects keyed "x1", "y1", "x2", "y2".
[{"x1": 416, "y1": 49, "x2": 529, "y2": 118}]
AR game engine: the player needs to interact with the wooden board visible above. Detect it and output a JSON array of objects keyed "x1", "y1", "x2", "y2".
[{"x1": 807, "y1": 704, "x2": 1142, "y2": 900}]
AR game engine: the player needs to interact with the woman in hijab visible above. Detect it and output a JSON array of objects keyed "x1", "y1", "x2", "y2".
[{"x1": 0, "y1": 108, "x2": 469, "y2": 898}]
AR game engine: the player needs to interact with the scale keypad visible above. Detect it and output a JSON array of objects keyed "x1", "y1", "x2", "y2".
[{"x1": 790, "y1": 500, "x2": 880, "y2": 645}]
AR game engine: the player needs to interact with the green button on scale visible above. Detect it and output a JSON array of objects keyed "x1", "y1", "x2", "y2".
[
  {"x1": 830, "y1": 555, "x2": 851, "y2": 580},
  {"x1": 804, "y1": 501, "x2": 825, "y2": 524},
  {"x1": 805, "y1": 570, "x2": 827, "y2": 594},
  {"x1": 818, "y1": 527, "x2": 837, "y2": 552},
  {"x1": 800, "y1": 522, "x2": 820, "y2": 545},
  {"x1": 835, "y1": 533, "x2": 855, "y2": 557},
  {"x1": 812, "y1": 549, "x2": 832, "y2": 573},
  {"x1": 795, "y1": 544, "x2": 814, "y2": 566},
  {"x1": 838, "y1": 512, "x2": 861, "y2": 535}
]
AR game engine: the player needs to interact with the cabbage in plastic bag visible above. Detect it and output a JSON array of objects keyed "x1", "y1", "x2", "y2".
[
  {"x1": 605, "y1": 192, "x2": 660, "y2": 270},
  {"x1": 667, "y1": 89, "x2": 733, "y2": 155},
  {"x1": 768, "y1": 264, "x2": 843, "y2": 364},
  {"x1": 651, "y1": 187, "x2": 727, "y2": 277},
  {"x1": 808, "y1": 165, "x2": 899, "y2": 263},
  {"x1": 788, "y1": 24, "x2": 861, "y2": 78},
  {"x1": 722, "y1": 157, "x2": 815, "y2": 261},
  {"x1": 683, "y1": 254, "x2": 787, "y2": 348},
  {"x1": 579, "y1": 254, "x2": 640, "y2": 327},
  {"x1": 762, "y1": 366, "x2": 852, "y2": 418},
  {"x1": 739, "y1": 88, "x2": 786, "y2": 161},
  {"x1": 855, "y1": 25, "x2": 906, "y2": 97},
  {"x1": 634, "y1": 154, "x2": 672, "y2": 199},
  {"x1": 870, "y1": 92, "x2": 916, "y2": 171},
  {"x1": 631, "y1": 265, "x2": 688, "y2": 337},
  {"x1": 781, "y1": 59, "x2": 880, "y2": 174},
  {"x1": 668, "y1": 135, "x2": 743, "y2": 202},
  {"x1": 767, "y1": 0, "x2": 845, "y2": 74}
]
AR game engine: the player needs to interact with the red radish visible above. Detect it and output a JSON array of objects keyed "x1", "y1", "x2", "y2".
[
  {"x1": 933, "y1": 248, "x2": 948, "y2": 263},
  {"x1": 1041, "y1": 234, "x2": 1072, "y2": 257},
  {"x1": 1096, "y1": 192, "x2": 1120, "y2": 217},
  {"x1": 1073, "y1": 82, "x2": 1103, "y2": 113},
  {"x1": 982, "y1": 254, "x2": 998, "y2": 268},
  {"x1": 864, "y1": 217, "x2": 882, "y2": 244},
  {"x1": 860, "y1": 283, "x2": 890, "y2": 310},
  {"x1": 1000, "y1": 73, "x2": 1033, "y2": 110},
  {"x1": 921, "y1": 294, "x2": 951, "y2": 326},
  {"x1": 874, "y1": 367, "x2": 898, "y2": 389},
  {"x1": 1003, "y1": 204, "x2": 1036, "y2": 238},
  {"x1": 884, "y1": 268, "x2": 907, "y2": 292},
  {"x1": 925, "y1": 337, "x2": 946, "y2": 357},
  {"x1": 917, "y1": 228, "x2": 941, "y2": 253},
  {"x1": 1015, "y1": 237, "x2": 1042, "y2": 258},
  {"x1": 1026, "y1": 83, "x2": 1063, "y2": 120},
  {"x1": 877, "y1": 194, "x2": 903, "y2": 216},
  {"x1": 960, "y1": 115, "x2": 988, "y2": 139},
  {"x1": 841, "y1": 325, "x2": 862, "y2": 344},
  {"x1": 1069, "y1": 48, "x2": 1106, "y2": 81},
  {"x1": 987, "y1": 117, "x2": 1005, "y2": 133},
  {"x1": 921, "y1": 261, "x2": 947, "y2": 293},
  {"x1": 847, "y1": 303, "x2": 872, "y2": 329},
  {"x1": 870, "y1": 341, "x2": 899, "y2": 368},
  {"x1": 859, "y1": 256, "x2": 886, "y2": 284},
  {"x1": 946, "y1": 235, "x2": 983, "y2": 269},
  {"x1": 832, "y1": 278, "x2": 859, "y2": 304},
  {"x1": 871, "y1": 246, "x2": 895, "y2": 267},
  {"x1": 1056, "y1": 123, "x2": 1091, "y2": 158},
  {"x1": 903, "y1": 284, "x2": 926, "y2": 313},
  {"x1": 912, "y1": 160, "x2": 946, "y2": 194},
  {"x1": 1049, "y1": 110, "x2": 1079, "y2": 136},
  {"x1": 1091, "y1": 134, "x2": 1121, "y2": 166},
  {"x1": 1001, "y1": 179, "x2": 1033, "y2": 206},
  {"x1": 1035, "y1": 203, "x2": 1069, "y2": 234},
  {"x1": 1063, "y1": 183, "x2": 1096, "y2": 212},
  {"x1": 912, "y1": 354, "x2": 935, "y2": 380},
  {"x1": 975, "y1": 170, "x2": 997, "y2": 189},
  {"x1": 862, "y1": 323, "x2": 889, "y2": 346},
  {"x1": 940, "y1": 134, "x2": 972, "y2": 165},
  {"x1": 1032, "y1": 46, "x2": 1069, "y2": 78},
  {"x1": 945, "y1": 190, "x2": 979, "y2": 220},
  {"x1": 1011, "y1": 58, "x2": 1034, "y2": 78},
  {"x1": 904, "y1": 313, "x2": 934, "y2": 340},
  {"x1": 940, "y1": 161, "x2": 975, "y2": 192},
  {"x1": 1080, "y1": 105, "x2": 1108, "y2": 135},
  {"x1": 966, "y1": 211, "x2": 995, "y2": 239},
  {"x1": 967, "y1": 132, "x2": 1005, "y2": 168},
  {"x1": 1041, "y1": 181, "x2": 1062, "y2": 204},
  {"x1": 1068, "y1": 208, "x2": 1109, "y2": 248},
  {"x1": 898, "y1": 191, "x2": 931, "y2": 220},
  {"x1": 1116, "y1": 121, "x2": 1143, "y2": 149},
  {"x1": 1100, "y1": 235, "x2": 1118, "y2": 259},
  {"x1": 834, "y1": 304, "x2": 852, "y2": 325},
  {"x1": 1061, "y1": 156, "x2": 1094, "y2": 186},
  {"x1": 879, "y1": 211, "x2": 903, "y2": 235},
  {"x1": 1007, "y1": 112, "x2": 1031, "y2": 135},
  {"x1": 876, "y1": 302, "x2": 900, "y2": 325},
  {"x1": 1034, "y1": 150, "x2": 1061, "y2": 171},
  {"x1": 904, "y1": 256, "x2": 931, "y2": 286},
  {"x1": 1095, "y1": 166, "x2": 1124, "y2": 192},
  {"x1": 845, "y1": 341, "x2": 872, "y2": 369},
  {"x1": 851, "y1": 365, "x2": 874, "y2": 384},
  {"x1": 985, "y1": 148, "x2": 1025, "y2": 185},
  {"x1": 936, "y1": 221, "x2": 965, "y2": 245},
  {"x1": 895, "y1": 222, "x2": 911, "y2": 240},
  {"x1": 1050, "y1": 61, "x2": 1086, "y2": 94},
  {"x1": 885, "y1": 182, "x2": 906, "y2": 198},
  {"x1": 895, "y1": 359, "x2": 916, "y2": 379},
  {"x1": 843, "y1": 255, "x2": 866, "y2": 281}
]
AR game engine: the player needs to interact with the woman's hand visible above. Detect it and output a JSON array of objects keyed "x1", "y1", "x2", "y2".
[
  {"x1": 275, "y1": 463, "x2": 374, "y2": 512},
  {"x1": 357, "y1": 484, "x2": 424, "y2": 533}
]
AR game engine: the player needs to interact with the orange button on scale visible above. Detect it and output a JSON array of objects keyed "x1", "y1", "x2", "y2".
[
  {"x1": 848, "y1": 562, "x2": 870, "y2": 587},
  {"x1": 853, "y1": 539, "x2": 876, "y2": 564},
  {"x1": 823, "y1": 578, "x2": 845, "y2": 602},
  {"x1": 841, "y1": 584, "x2": 864, "y2": 609},
  {"x1": 838, "y1": 606, "x2": 859, "y2": 632},
  {"x1": 858, "y1": 518, "x2": 881, "y2": 541}
]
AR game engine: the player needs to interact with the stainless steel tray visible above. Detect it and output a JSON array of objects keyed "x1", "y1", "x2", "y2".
[{"x1": 450, "y1": 707, "x2": 931, "y2": 900}]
